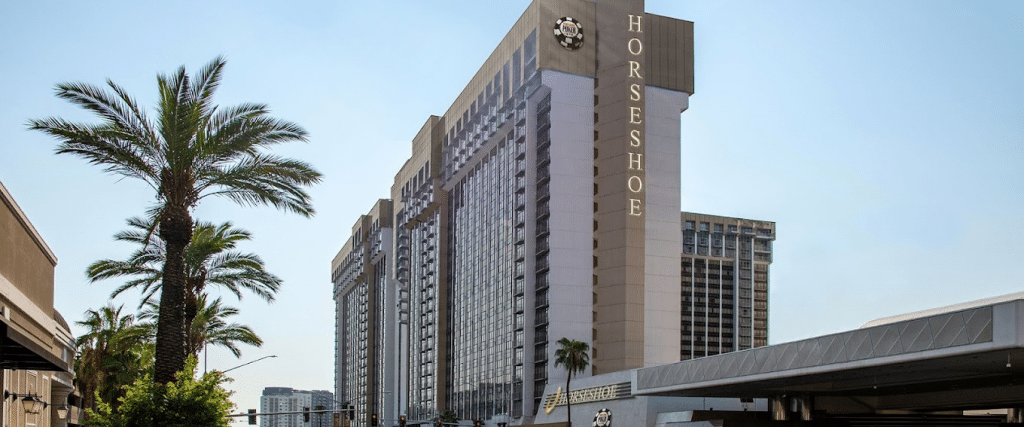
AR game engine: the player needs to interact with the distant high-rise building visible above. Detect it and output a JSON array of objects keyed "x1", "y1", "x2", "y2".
[
  {"x1": 260, "y1": 388, "x2": 334, "y2": 427},
  {"x1": 680, "y1": 212, "x2": 774, "y2": 360}
]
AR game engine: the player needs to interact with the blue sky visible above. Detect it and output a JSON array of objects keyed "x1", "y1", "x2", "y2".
[{"x1": 2, "y1": 0, "x2": 1022, "y2": 420}]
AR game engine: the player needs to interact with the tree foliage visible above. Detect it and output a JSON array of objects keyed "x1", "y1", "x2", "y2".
[
  {"x1": 87, "y1": 217, "x2": 280, "y2": 360},
  {"x1": 85, "y1": 357, "x2": 234, "y2": 427},
  {"x1": 440, "y1": 409, "x2": 459, "y2": 424},
  {"x1": 138, "y1": 293, "x2": 263, "y2": 358},
  {"x1": 30, "y1": 56, "x2": 321, "y2": 383},
  {"x1": 554, "y1": 338, "x2": 590, "y2": 427},
  {"x1": 88, "y1": 217, "x2": 282, "y2": 305},
  {"x1": 75, "y1": 304, "x2": 152, "y2": 415}
]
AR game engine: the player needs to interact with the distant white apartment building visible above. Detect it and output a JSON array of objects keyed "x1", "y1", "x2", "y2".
[{"x1": 260, "y1": 387, "x2": 334, "y2": 427}]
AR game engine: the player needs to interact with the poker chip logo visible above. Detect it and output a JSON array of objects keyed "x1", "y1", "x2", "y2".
[
  {"x1": 554, "y1": 17, "x2": 584, "y2": 50},
  {"x1": 593, "y1": 408, "x2": 612, "y2": 427}
]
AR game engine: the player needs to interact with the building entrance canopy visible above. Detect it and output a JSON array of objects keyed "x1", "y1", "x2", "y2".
[{"x1": 635, "y1": 296, "x2": 1024, "y2": 412}]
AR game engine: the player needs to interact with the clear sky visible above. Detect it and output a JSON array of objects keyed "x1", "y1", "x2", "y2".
[{"x1": 2, "y1": 0, "x2": 1022, "y2": 421}]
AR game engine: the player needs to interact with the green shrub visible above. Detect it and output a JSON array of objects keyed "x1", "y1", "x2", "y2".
[{"x1": 86, "y1": 357, "x2": 234, "y2": 427}]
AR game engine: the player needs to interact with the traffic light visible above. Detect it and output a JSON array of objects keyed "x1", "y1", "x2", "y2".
[
  {"x1": 348, "y1": 405, "x2": 355, "y2": 421},
  {"x1": 399, "y1": 415, "x2": 407, "y2": 427},
  {"x1": 372, "y1": 414, "x2": 379, "y2": 427},
  {"x1": 474, "y1": 420, "x2": 483, "y2": 427},
  {"x1": 248, "y1": 409, "x2": 257, "y2": 425},
  {"x1": 305, "y1": 407, "x2": 311, "y2": 422}
]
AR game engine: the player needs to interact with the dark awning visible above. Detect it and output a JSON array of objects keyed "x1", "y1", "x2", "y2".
[{"x1": 0, "y1": 320, "x2": 70, "y2": 373}]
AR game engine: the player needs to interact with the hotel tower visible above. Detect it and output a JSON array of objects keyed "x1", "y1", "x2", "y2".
[{"x1": 331, "y1": 1, "x2": 766, "y2": 426}]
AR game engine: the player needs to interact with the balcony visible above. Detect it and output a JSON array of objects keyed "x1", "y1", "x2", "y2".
[
  {"x1": 536, "y1": 168, "x2": 550, "y2": 184},
  {"x1": 536, "y1": 185, "x2": 550, "y2": 202},
  {"x1": 537, "y1": 116, "x2": 551, "y2": 132},
  {"x1": 536, "y1": 257, "x2": 550, "y2": 272},
  {"x1": 536, "y1": 204, "x2": 550, "y2": 218},
  {"x1": 536, "y1": 239, "x2": 549, "y2": 255}
]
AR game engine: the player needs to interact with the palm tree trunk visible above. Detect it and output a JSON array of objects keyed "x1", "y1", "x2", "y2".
[
  {"x1": 183, "y1": 280, "x2": 200, "y2": 356},
  {"x1": 154, "y1": 207, "x2": 192, "y2": 384},
  {"x1": 565, "y1": 374, "x2": 572, "y2": 427}
]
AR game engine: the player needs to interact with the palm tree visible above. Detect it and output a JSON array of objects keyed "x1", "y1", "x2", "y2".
[
  {"x1": 138, "y1": 294, "x2": 263, "y2": 359},
  {"x1": 87, "y1": 216, "x2": 282, "y2": 341},
  {"x1": 440, "y1": 409, "x2": 459, "y2": 425},
  {"x1": 29, "y1": 56, "x2": 321, "y2": 383},
  {"x1": 74, "y1": 304, "x2": 152, "y2": 415},
  {"x1": 554, "y1": 338, "x2": 590, "y2": 427}
]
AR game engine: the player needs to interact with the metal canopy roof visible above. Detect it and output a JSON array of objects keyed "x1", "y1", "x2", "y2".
[{"x1": 635, "y1": 299, "x2": 1024, "y2": 411}]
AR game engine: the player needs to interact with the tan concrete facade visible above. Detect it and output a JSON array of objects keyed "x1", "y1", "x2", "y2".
[
  {"x1": 0, "y1": 180, "x2": 76, "y2": 427},
  {"x1": 592, "y1": 0, "x2": 694, "y2": 373}
]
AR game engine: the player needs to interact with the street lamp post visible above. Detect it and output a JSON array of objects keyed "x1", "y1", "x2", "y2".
[{"x1": 220, "y1": 355, "x2": 278, "y2": 374}]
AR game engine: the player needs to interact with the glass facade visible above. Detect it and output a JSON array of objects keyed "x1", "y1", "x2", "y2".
[
  {"x1": 441, "y1": 32, "x2": 538, "y2": 420},
  {"x1": 374, "y1": 257, "x2": 387, "y2": 418},
  {"x1": 446, "y1": 134, "x2": 521, "y2": 420},
  {"x1": 340, "y1": 280, "x2": 369, "y2": 426},
  {"x1": 532, "y1": 93, "x2": 551, "y2": 411},
  {"x1": 396, "y1": 169, "x2": 441, "y2": 420}
]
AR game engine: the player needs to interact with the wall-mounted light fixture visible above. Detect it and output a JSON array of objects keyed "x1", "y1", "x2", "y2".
[
  {"x1": 57, "y1": 404, "x2": 69, "y2": 420},
  {"x1": 4, "y1": 391, "x2": 48, "y2": 414}
]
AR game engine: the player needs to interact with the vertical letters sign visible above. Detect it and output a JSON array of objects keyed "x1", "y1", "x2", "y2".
[{"x1": 627, "y1": 14, "x2": 644, "y2": 216}]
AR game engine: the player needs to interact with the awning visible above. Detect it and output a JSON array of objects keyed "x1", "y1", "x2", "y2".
[{"x1": 0, "y1": 320, "x2": 70, "y2": 373}]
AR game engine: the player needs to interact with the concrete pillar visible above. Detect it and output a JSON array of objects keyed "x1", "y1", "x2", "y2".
[
  {"x1": 769, "y1": 396, "x2": 788, "y2": 421},
  {"x1": 794, "y1": 396, "x2": 813, "y2": 421},
  {"x1": 1007, "y1": 408, "x2": 1023, "y2": 423}
]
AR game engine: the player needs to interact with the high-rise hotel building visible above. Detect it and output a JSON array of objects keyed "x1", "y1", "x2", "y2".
[
  {"x1": 680, "y1": 213, "x2": 774, "y2": 360},
  {"x1": 326, "y1": 0, "x2": 766, "y2": 425}
]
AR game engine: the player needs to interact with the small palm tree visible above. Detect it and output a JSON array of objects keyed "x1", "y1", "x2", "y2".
[
  {"x1": 138, "y1": 294, "x2": 263, "y2": 359},
  {"x1": 554, "y1": 338, "x2": 590, "y2": 427},
  {"x1": 87, "y1": 216, "x2": 282, "y2": 340},
  {"x1": 75, "y1": 304, "x2": 151, "y2": 415},
  {"x1": 440, "y1": 409, "x2": 459, "y2": 424},
  {"x1": 29, "y1": 56, "x2": 321, "y2": 383}
]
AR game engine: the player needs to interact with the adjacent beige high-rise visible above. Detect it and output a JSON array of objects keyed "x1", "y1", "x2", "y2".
[{"x1": 680, "y1": 213, "x2": 775, "y2": 360}]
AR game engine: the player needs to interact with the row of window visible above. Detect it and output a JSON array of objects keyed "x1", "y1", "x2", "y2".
[{"x1": 684, "y1": 220, "x2": 773, "y2": 236}]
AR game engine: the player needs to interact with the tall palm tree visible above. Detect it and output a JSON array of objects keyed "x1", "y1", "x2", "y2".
[
  {"x1": 29, "y1": 56, "x2": 321, "y2": 383},
  {"x1": 138, "y1": 294, "x2": 263, "y2": 359},
  {"x1": 87, "y1": 216, "x2": 282, "y2": 340},
  {"x1": 75, "y1": 304, "x2": 151, "y2": 415},
  {"x1": 554, "y1": 338, "x2": 590, "y2": 427}
]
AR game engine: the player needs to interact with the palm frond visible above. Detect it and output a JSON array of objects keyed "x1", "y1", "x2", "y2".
[
  {"x1": 190, "y1": 56, "x2": 226, "y2": 119},
  {"x1": 204, "y1": 104, "x2": 309, "y2": 159},
  {"x1": 199, "y1": 153, "x2": 321, "y2": 216},
  {"x1": 104, "y1": 79, "x2": 161, "y2": 160},
  {"x1": 26, "y1": 118, "x2": 159, "y2": 188}
]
